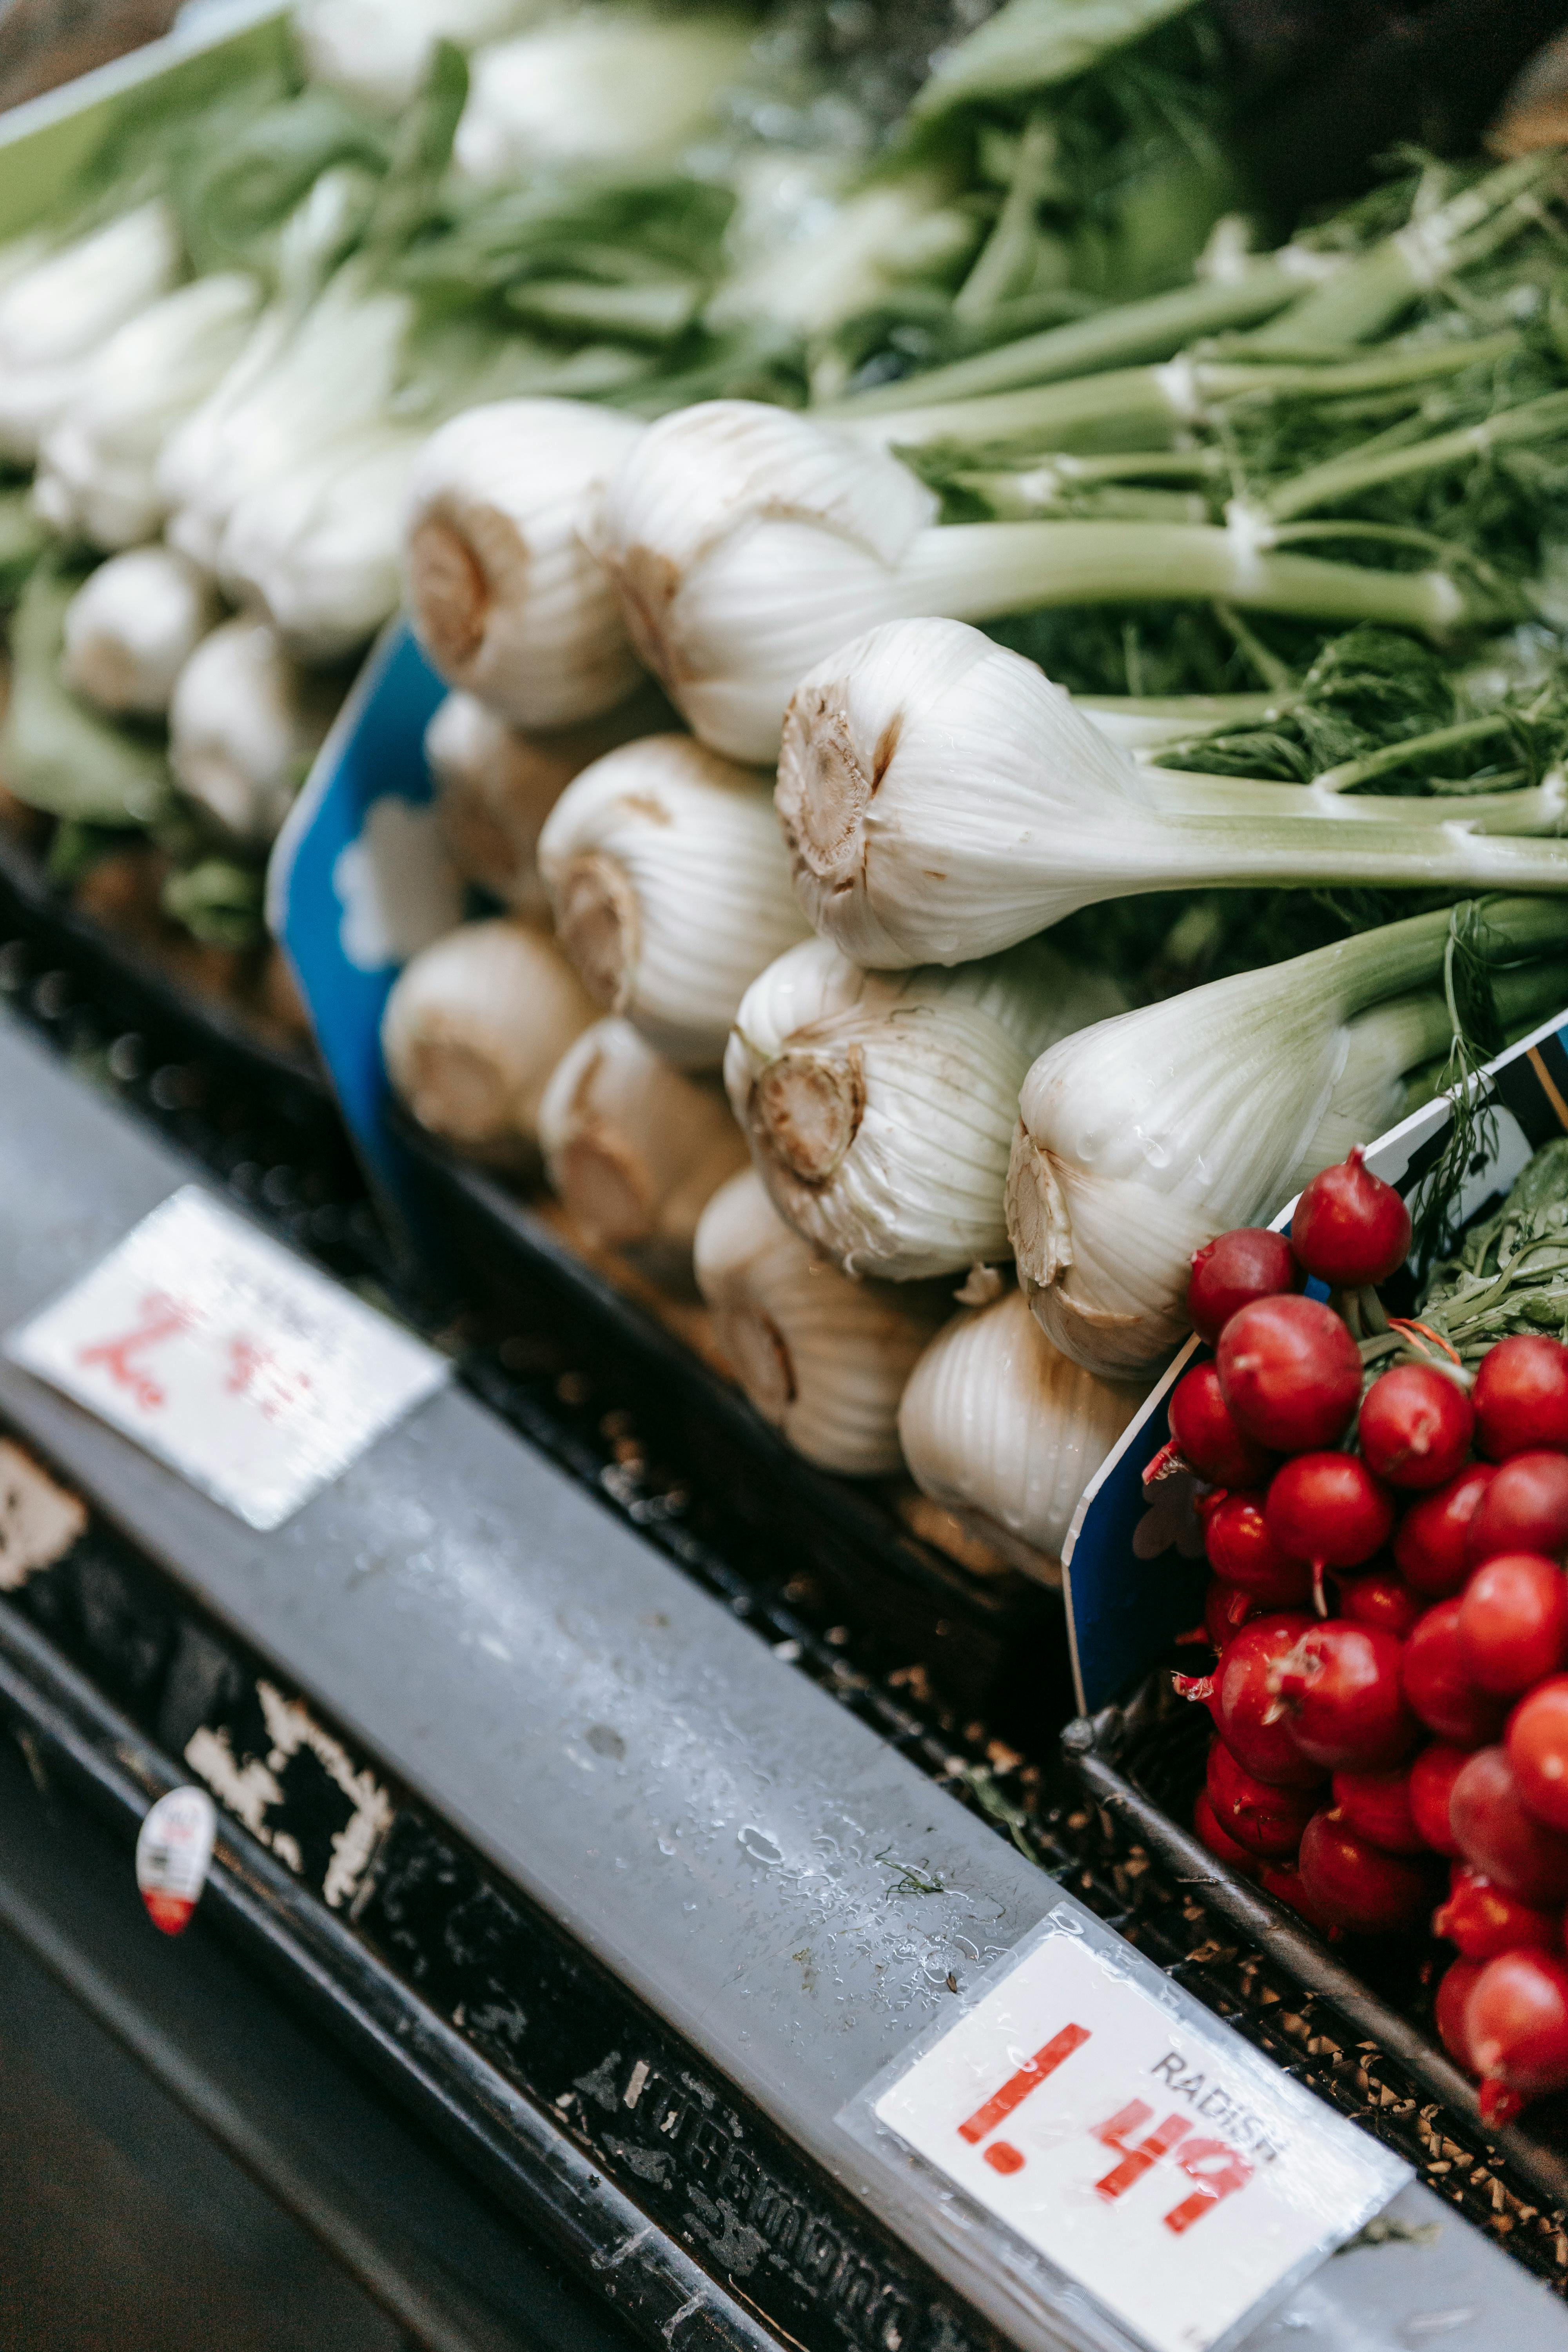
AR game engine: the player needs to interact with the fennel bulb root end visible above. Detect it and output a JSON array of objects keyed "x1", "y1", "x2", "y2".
[
  {"x1": 554, "y1": 849, "x2": 639, "y2": 1014},
  {"x1": 748, "y1": 1049, "x2": 866, "y2": 1188},
  {"x1": 407, "y1": 516, "x2": 490, "y2": 673}
]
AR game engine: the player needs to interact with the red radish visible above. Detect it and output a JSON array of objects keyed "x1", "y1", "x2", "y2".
[
  {"x1": 1266, "y1": 1454, "x2": 1394, "y2": 1581},
  {"x1": 1333, "y1": 1565, "x2": 1424, "y2": 1642},
  {"x1": 1168, "y1": 1362, "x2": 1276, "y2": 1487},
  {"x1": 1434, "y1": 1865, "x2": 1560, "y2": 1961},
  {"x1": 1435, "y1": 1957, "x2": 1483, "y2": 2072},
  {"x1": 1466, "y1": 1452, "x2": 1568, "y2": 1566},
  {"x1": 1408, "y1": 1744, "x2": 1468, "y2": 1857},
  {"x1": 1272, "y1": 1622, "x2": 1418, "y2": 1771},
  {"x1": 1206, "y1": 1738, "x2": 1319, "y2": 1859},
  {"x1": 1358, "y1": 1364, "x2": 1473, "y2": 1492},
  {"x1": 1458, "y1": 1553, "x2": 1568, "y2": 1697},
  {"x1": 1177, "y1": 1614, "x2": 1323, "y2": 1787},
  {"x1": 1467, "y1": 1947, "x2": 1568, "y2": 2101},
  {"x1": 1192, "y1": 1789, "x2": 1261, "y2": 1876},
  {"x1": 1204, "y1": 1579, "x2": 1258, "y2": 1649},
  {"x1": 1401, "y1": 1601, "x2": 1509, "y2": 1747},
  {"x1": 1450, "y1": 1746, "x2": 1568, "y2": 1905},
  {"x1": 1297, "y1": 1808, "x2": 1431, "y2": 1933},
  {"x1": 1290, "y1": 1149, "x2": 1411, "y2": 1287},
  {"x1": 1505, "y1": 1675, "x2": 1568, "y2": 1832},
  {"x1": 1260, "y1": 1862, "x2": 1343, "y2": 1937},
  {"x1": 1396, "y1": 1464, "x2": 1496, "y2": 1596},
  {"x1": 1216, "y1": 1296, "x2": 1363, "y2": 1452},
  {"x1": 1203, "y1": 1490, "x2": 1312, "y2": 1605},
  {"x1": 1332, "y1": 1763, "x2": 1423, "y2": 1853},
  {"x1": 1187, "y1": 1229, "x2": 1302, "y2": 1345},
  {"x1": 1473, "y1": 1335, "x2": 1568, "y2": 1461}
]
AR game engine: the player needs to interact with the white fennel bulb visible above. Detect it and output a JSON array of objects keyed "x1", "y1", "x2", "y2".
[
  {"x1": 897, "y1": 1286, "x2": 1147, "y2": 1581},
  {"x1": 1004, "y1": 898, "x2": 1568, "y2": 1378},
  {"x1": 294, "y1": 0, "x2": 533, "y2": 113},
  {"x1": 538, "y1": 1016, "x2": 748, "y2": 1264},
  {"x1": 537, "y1": 733, "x2": 811, "y2": 1069},
  {"x1": 33, "y1": 274, "x2": 262, "y2": 551},
  {"x1": 221, "y1": 424, "x2": 421, "y2": 657},
  {"x1": 168, "y1": 618, "x2": 336, "y2": 845},
  {"x1": 403, "y1": 400, "x2": 645, "y2": 729},
  {"x1": 382, "y1": 917, "x2": 597, "y2": 1165},
  {"x1": 709, "y1": 158, "x2": 975, "y2": 341},
  {"x1": 776, "y1": 617, "x2": 1568, "y2": 969},
  {"x1": 726, "y1": 934, "x2": 1122, "y2": 1281},
  {"x1": 426, "y1": 685, "x2": 662, "y2": 913},
  {"x1": 454, "y1": 13, "x2": 753, "y2": 183},
  {"x1": 0, "y1": 201, "x2": 182, "y2": 462},
  {"x1": 693, "y1": 1170, "x2": 947, "y2": 1476},
  {"x1": 60, "y1": 548, "x2": 220, "y2": 718},
  {"x1": 594, "y1": 399, "x2": 936, "y2": 762}
]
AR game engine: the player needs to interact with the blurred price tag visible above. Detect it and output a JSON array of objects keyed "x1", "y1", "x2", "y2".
[
  {"x1": 136, "y1": 1787, "x2": 217, "y2": 1937},
  {"x1": 870, "y1": 1910, "x2": 1407, "y2": 2352},
  {"x1": 5, "y1": 1186, "x2": 448, "y2": 1530}
]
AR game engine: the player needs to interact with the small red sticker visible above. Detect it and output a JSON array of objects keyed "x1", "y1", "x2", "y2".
[{"x1": 136, "y1": 1787, "x2": 217, "y2": 1936}]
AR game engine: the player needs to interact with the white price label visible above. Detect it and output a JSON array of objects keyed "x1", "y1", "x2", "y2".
[
  {"x1": 5, "y1": 1187, "x2": 448, "y2": 1530},
  {"x1": 136, "y1": 1786, "x2": 217, "y2": 1936},
  {"x1": 868, "y1": 1909, "x2": 1407, "y2": 2352}
]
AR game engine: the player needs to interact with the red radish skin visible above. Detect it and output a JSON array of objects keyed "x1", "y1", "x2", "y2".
[
  {"x1": 1401, "y1": 1601, "x2": 1509, "y2": 1747},
  {"x1": 1179, "y1": 1614, "x2": 1323, "y2": 1787},
  {"x1": 1450, "y1": 1746, "x2": 1568, "y2": 1905},
  {"x1": 1466, "y1": 1452, "x2": 1568, "y2": 1566},
  {"x1": 1435, "y1": 1957, "x2": 1484, "y2": 2073},
  {"x1": 1408, "y1": 1744, "x2": 1468, "y2": 1858},
  {"x1": 1467, "y1": 1948, "x2": 1568, "y2": 2101},
  {"x1": 1188, "y1": 1229, "x2": 1303, "y2": 1345},
  {"x1": 1434, "y1": 1866, "x2": 1560, "y2": 1961},
  {"x1": 1473, "y1": 1336, "x2": 1568, "y2": 1462},
  {"x1": 1297, "y1": 1808, "x2": 1431, "y2": 1933},
  {"x1": 1168, "y1": 1362, "x2": 1276, "y2": 1488},
  {"x1": 1192, "y1": 1789, "x2": 1261, "y2": 1876},
  {"x1": 1272, "y1": 1622, "x2": 1419, "y2": 1771},
  {"x1": 1290, "y1": 1149, "x2": 1412, "y2": 1287},
  {"x1": 1204, "y1": 1579, "x2": 1258, "y2": 1649},
  {"x1": 1358, "y1": 1364, "x2": 1474, "y2": 1492},
  {"x1": 1396, "y1": 1465, "x2": 1496, "y2": 1597},
  {"x1": 1260, "y1": 1862, "x2": 1343, "y2": 1938},
  {"x1": 1206, "y1": 1738, "x2": 1319, "y2": 1859},
  {"x1": 1203, "y1": 1490, "x2": 1312, "y2": 1605},
  {"x1": 1458, "y1": 1553, "x2": 1568, "y2": 1697},
  {"x1": 1506, "y1": 1675, "x2": 1568, "y2": 1833},
  {"x1": 1216, "y1": 1296, "x2": 1363, "y2": 1452},
  {"x1": 1332, "y1": 1763, "x2": 1424, "y2": 1853},
  {"x1": 1333, "y1": 1566, "x2": 1425, "y2": 1642},
  {"x1": 1265, "y1": 1454, "x2": 1395, "y2": 1573}
]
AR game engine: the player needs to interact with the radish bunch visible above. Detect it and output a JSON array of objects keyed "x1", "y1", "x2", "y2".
[{"x1": 1167, "y1": 1148, "x2": 1568, "y2": 2127}]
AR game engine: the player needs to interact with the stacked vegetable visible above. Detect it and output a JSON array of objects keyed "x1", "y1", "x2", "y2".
[{"x1": 1171, "y1": 1140, "x2": 1568, "y2": 2125}]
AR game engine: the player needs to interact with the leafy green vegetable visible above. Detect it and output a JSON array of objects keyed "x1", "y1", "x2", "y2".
[
  {"x1": 1419, "y1": 1139, "x2": 1568, "y2": 1354},
  {"x1": 161, "y1": 858, "x2": 265, "y2": 949}
]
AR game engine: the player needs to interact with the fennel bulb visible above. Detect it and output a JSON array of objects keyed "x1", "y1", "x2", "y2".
[
  {"x1": 595, "y1": 401, "x2": 1492, "y2": 764},
  {"x1": 33, "y1": 274, "x2": 263, "y2": 552},
  {"x1": 726, "y1": 934, "x2": 1122, "y2": 1281},
  {"x1": 403, "y1": 400, "x2": 645, "y2": 730},
  {"x1": 61, "y1": 548, "x2": 219, "y2": 719},
  {"x1": 693, "y1": 1171, "x2": 947, "y2": 1477},
  {"x1": 708, "y1": 157, "x2": 976, "y2": 343},
  {"x1": 220, "y1": 424, "x2": 422, "y2": 658},
  {"x1": 454, "y1": 13, "x2": 753, "y2": 183},
  {"x1": 897, "y1": 1286, "x2": 1147, "y2": 1581},
  {"x1": 538, "y1": 1016, "x2": 747, "y2": 1266},
  {"x1": 0, "y1": 571, "x2": 170, "y2": 826},
  {"x1": 537, "y1": 733, "x2": 812, "y2": 1070},
  {"x1": 1004, "y1": 897, "x2": 1568, "y2": 1377},
  {"x1": 294, "y1": 0, "x2": 532, "y2": 114},
  {"x1": 381, "y1": 916, "x2": 597, "y2": 1165},
  {"x1": 776, "y1": 619, "x2": 1568, "y2": 969},
  {"x1": 0, "y1": 201, "x2": 183, "y2": 463},
  {"x1": 167, "y1": 618, "x2": 336, "y2": 845},
  {"x1": 426, "y1": 685, "x2": 662, "y2": 913}
]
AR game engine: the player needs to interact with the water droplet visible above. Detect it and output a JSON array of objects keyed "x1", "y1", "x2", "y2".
[{"x1": 737, "y1": 1825, "x2": 783, "y2": 1865}]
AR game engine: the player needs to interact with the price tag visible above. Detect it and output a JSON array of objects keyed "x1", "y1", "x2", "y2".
[
  {"x1": 136, "y1": 1786, "x2": 217, "y2": 1936},
  {"x1": 854, "y1": 1905, "x2": 1408, "y2": 2352},
  {"x1": 4, "y1": 1187, "x2": 448, "y2": 1531}
]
